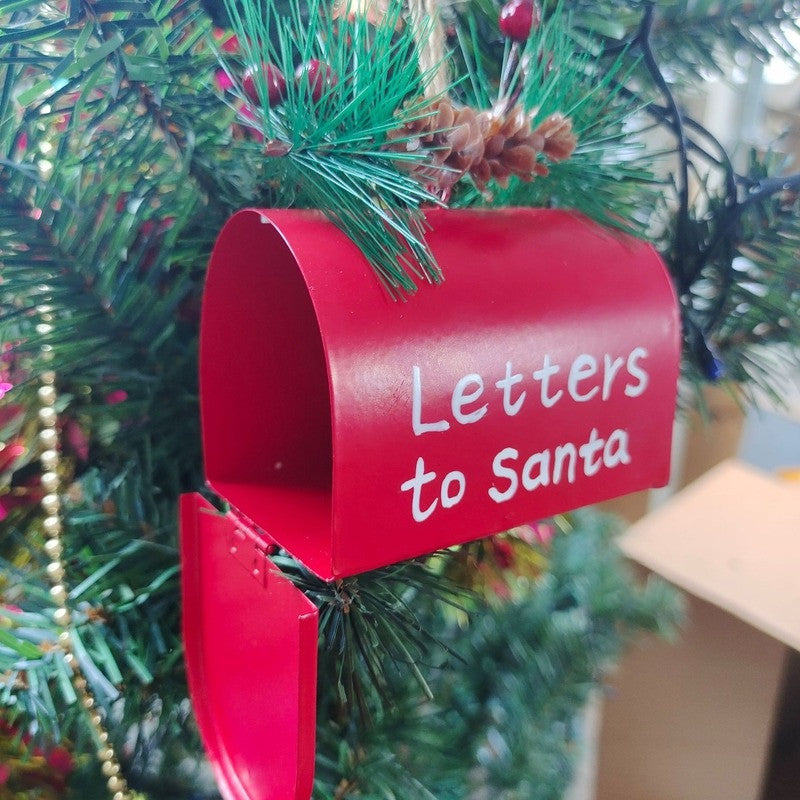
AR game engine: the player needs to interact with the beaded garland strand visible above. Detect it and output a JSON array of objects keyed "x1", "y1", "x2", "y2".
[{"x1": 36, "y1": 296, "x2": 132, "y2": 800}]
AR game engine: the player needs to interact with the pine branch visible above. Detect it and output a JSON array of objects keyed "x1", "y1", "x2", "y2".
[
  {"x1": 273, "y1": 551, "x2": 468, "y2": 728},
  {"x1": 452, "y1": 4, "x2": 658, "y2": 234},
  {"x1": 551, "y1": 0, "x2": 800, "y2": 80},
  {"x1": 650, "y1": 0, "x2": 800, "y2": 80},
  {"x1": 0, "y1": 452, "x2": 192, "y2": 776},
  {"x1": 217, "y1": 0, "x2": 446, "y2": 294},
  {"x1": 313, "y1": 512, "x2": 683, "y2": 799},
  {"x1": 659, "y1": 147, "x2": 800, "y2": 395}
]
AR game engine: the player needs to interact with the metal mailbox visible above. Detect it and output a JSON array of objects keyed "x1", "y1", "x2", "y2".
[
  {"x1": 196, "y1": 206, "x2": 680, "y2": 579},
  {"x1": 180, "y1": 206, "x2": 681, "y2": 800}
]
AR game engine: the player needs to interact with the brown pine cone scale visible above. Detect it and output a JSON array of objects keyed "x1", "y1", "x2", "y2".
[{"x1": 385, "y1": 98, "x2": 577, "y2": 196}]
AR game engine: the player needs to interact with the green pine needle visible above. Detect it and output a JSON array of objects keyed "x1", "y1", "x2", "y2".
[{"x1": 219, "y1": 0, "x2": 447, "y2": 294}]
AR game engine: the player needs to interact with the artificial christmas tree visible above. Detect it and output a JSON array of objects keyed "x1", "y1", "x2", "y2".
[{"x1": 1, "y1": 1, "x2": 798, "y2": 798}]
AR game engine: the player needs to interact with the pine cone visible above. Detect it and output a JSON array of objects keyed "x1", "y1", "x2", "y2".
[
  {"x1": 534, "y1": 112, "x2": 578, "y2": 163},
  {"x1": 386, "y1": 100, "x2": 578, "y2": 196},
  {"x1": 385, "y1": 98, "x2": 487, "y2": 194},
  {"x1": 469, "y1": 105, "x2": 545, "y2": 190}
]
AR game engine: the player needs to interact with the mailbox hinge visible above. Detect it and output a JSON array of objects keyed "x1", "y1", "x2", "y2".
[{"x1": 225, "y1": 506, "x2": 278, "y2": 587}]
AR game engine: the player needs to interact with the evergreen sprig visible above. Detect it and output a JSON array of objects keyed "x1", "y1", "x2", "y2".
[
  {"x1": 0, "y1": 454, "x2": 197, "y2": 783},
  {"x1": 272, "y1": 551, "x2": 468, "y2": 726},
  {"x1": 454, "y1": 6, "x2": 659, "y2": 232},
  {"x1": 646, "y1": 0, "x2": 800, "y2": 82},
  {"x1": 219, "y1": 0, "x2": 446, "y2": 294},
  {"x1": 678, "y1": 152, "x2": 800, "y2": 403},
  {"x1": 619, "y1": 3, "x2": 800, "y2": 394},
  {"x1": 312, "y1": 513, "x2": 683, "y2": 800}
]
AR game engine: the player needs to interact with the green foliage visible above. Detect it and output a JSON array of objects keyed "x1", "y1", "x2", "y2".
[
  {"x1": 0, "y1": 460, "x2": 197, "y2": 786},
  {"x1": 218, "y1": 0, "x2": 446, "y2": 294},
  {"x1": 312, "y1": 513, "x2": 683, "y2": 800},
  {"x1": 274, "y1": 552, "x2": 468, "y2": 727},
  {"x1": 644, "y1": 0, "x2": 800, "y2": 82},
  {"x1": 677, "y1": 150, "x2": 800, "y2": 403},
  {"x1": 457, "y1": 9, "x2": 659, "y2": 232},
  {"x1": 0, "y1": 0, "x2": 797, "y2": 797},
  {"x1": 541, "y1": 0, "x2": 800, "y2": 81}
]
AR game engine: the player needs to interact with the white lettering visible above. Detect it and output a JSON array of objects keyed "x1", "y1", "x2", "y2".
[
  {"x1": 489, "y1": 447, "x2": 519, "y2": 503},
  {"x1": 553, "y1": 442, "x2": 578, "y2": 484},
  {"x1": 400, "y1": 457, "x2": 439, "y2": 522},
  {"x1": 624, "y1": 348, "x2": 649, "y2": 398},
  {"x1": 568, "y1": 354, "x2": 599, "y2": 402},
  {"x1": 579, "y1": 427, "x2": 605, "y2": 476},
  {"x1": 487, "y1": 427, "x2": 631, "y2": 500},
  {"x1": 452, "y1": 374, "x2": 488, "y2": 425},
  {"x1": 533, "y1": 355, "x2": 563, "y2": 408},
  {"x1": 603, "y1": 429, "x2": 631, "y2": 467},
  {"x1": 495, "y1": 361, "x2": 527, "y2": 416},
  {"x1": 602, "y1": 354, "x2": 625, "y2": 401},
  {"x1": 441, "y1": 471, "x2": 466, "y2": 508},
  {"x1": 522, "y1": 450, "x2": 550, "y2": 490},
  {"x1": 412, "y1": 366, "x2": 450, "y2": 435}
]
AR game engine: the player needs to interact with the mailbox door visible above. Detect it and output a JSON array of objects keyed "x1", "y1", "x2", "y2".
[{"x1": 180, "y1": 493, "x2": 318, "y2": 800}]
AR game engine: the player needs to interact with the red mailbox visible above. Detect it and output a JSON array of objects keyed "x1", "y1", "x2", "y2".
[
  {"x1": 197, "y1": 207, "x2": 679, "y2": 579},
  {"x1": 181, "y1": 206, "x2": 681, "y2": 800}
]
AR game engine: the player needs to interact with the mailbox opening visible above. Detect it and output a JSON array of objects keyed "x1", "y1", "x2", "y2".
[{"x1": 201, "y1": 214, "x2": 334, "y2": 574}]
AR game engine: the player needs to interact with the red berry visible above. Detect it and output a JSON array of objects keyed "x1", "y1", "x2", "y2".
[
  {"x1": 46, "y1": 745, "x2": 75, "y2": 775},
  {"x1": 242, "y1": 69, "x2": 257, "y2": 103},
  {"x1": 295, "y1": 59, "x2": 337, "y2": 102},
  {"x1": 242, "y1": 63, "x2": 287, "y2": 107},
  {"x1": 266, "y1": 65, "x2": 288, "y2": 106},
  {"x1": 499, "y1": 0, "x2": 540, "y2": 42}
]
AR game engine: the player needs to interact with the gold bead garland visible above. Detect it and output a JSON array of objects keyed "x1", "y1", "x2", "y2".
[{"x1": 36, "y1": 307, "x2": 132, "y2": 800}]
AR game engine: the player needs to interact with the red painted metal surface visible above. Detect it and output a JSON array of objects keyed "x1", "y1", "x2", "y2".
[
  {"x1": 184, "y1": 206, "x2": 681, "y2": 799},
  {"x1": 199, "y1": 207, "x2": 681, "y2": 580},
  {"x1": 180, "y1": 493, "x2": 318, "y2": 800}
]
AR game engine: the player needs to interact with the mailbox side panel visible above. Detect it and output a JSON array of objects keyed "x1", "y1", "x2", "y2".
[{"x1": 301, "y1": 208, "x2": 681, "y2": 576}]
